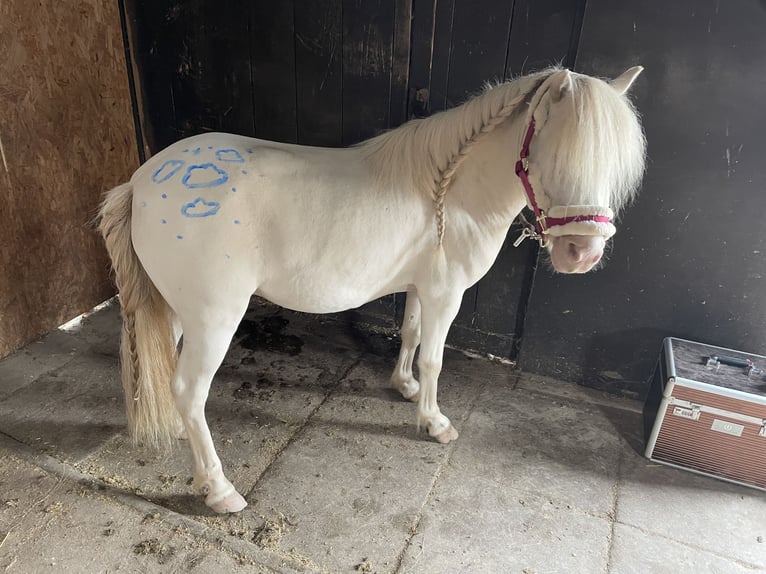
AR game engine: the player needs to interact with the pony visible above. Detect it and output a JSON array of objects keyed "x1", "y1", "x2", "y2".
[{"x1": 98, "y1": 67, "x2": 646, "y2": 513}]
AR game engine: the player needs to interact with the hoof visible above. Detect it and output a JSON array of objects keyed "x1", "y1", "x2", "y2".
[
  {"x1": 206, "y1": 490, "x2": 247, "y2": 514},
  {"x1": 434, "y1": 425, "x2": 459, "y2": 444}
]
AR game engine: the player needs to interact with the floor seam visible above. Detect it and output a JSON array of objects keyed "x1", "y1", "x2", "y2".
[
  {"x1": 390, "y1": 376, "x2": 487, "y2": 574},
  {"x1": 242, "y1": 355, "x2": 363, "y2": 501},
  {"x1": 613, "y1": 518, "x2": 766, "y2": 570},
  {"x1": 604, "y1": 447, "x2": 623, "y2": 574},
  {"x1": 0, "y1": 430, "x2": 305, "y2": 574}
]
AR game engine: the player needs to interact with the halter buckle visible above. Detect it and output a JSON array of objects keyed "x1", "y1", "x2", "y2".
[{"x1": 513, "y1": 225, "x2": 550, "y2": 249}]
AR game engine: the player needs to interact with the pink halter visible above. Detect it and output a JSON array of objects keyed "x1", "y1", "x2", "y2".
[{"x1": 513, "y1": 116, "x2": 614, "y2": 248}]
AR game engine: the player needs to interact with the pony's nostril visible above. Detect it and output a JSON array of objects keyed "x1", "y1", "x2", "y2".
[{"x1": 568, "y1": 242, "x2": 583, "y2": 262}]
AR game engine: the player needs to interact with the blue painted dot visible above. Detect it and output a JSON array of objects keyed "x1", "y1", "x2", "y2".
[
  {"x1": 161, "y1": 193, "x2": 167, "y2": 199},
  {"x1": 231, "y1": 187, "x2": 237, "y2": 193},
  {"x1": 233, "y1": 220, "x2": 240, "y2": 225},
  {"x1": 176, "y1": 235, "x2": 183, "y2": 240},
  {"x1": 241, "y1": 170, "x2": 248, "y2": 175},
  {"x1": 207, "y1": 146, "x2": 213, "y2": 149},
  {"x1": 182, "y1": 149, "x2": 189, "y2": 153},
  {"x1": 246, "y1": 148, "x2": 254, "y2": 154},
  {"x1": 192, "y1": 147, "x2": 201, "y2": 155},
  {"x1": 161, "y1": 219, "x2": 167, "y2": 224}
]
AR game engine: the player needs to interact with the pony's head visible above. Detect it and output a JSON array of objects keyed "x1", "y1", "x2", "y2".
[{"x1": 517, "y1": 67, "x2": 646, "y2": 273}]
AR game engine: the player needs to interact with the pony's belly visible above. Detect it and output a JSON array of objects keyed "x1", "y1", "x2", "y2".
[{"x1": 255, "y1": 275, "x2": 408, "y2": 314}]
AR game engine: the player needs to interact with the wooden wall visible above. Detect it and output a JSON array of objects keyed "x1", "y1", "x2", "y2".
[{"x1": 0, "y1": 0, "x2": 139, "y2": 357}]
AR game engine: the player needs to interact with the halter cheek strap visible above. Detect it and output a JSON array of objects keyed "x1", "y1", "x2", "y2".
[{"x1": 513, "y1": 115, "x2": 616, "y2": 247}]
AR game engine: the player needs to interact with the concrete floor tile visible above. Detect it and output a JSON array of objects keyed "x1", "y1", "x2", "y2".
[
  {"x1": 0, "y1": 330, "x2": 90, "y2": 400},
  {"x1": 216, "y1": 355, "x2": 480, "y2": 574},
  {"x1": 617, "y1": 449, "x2": 766, "y2": 568},
  {"x1": 85, "y1": 350, "x2": 352, "y2": 516},
  {"x1": 459, "y1": 385, "x2": 625, "y2": 517},
  {"x1": 399, "y1": 485, "x2": 611, "y2": 574},
  {"x1": 608, "y1": 522, "x2": 766, "y2": 574},
  {"x1": 0, "y1": 448, "x2": 275, "y2": 574},
  {"x1": 0, "y1": 353, "x2": 123, "y2": 462}
]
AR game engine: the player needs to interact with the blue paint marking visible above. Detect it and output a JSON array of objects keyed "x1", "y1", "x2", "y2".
[
  {"x1": 161, "y1": 193, "x2": 167, "y2": 199},
  {"x1": 207, "y1": 146, "x2": 213, "y2": 149},
  {"x1": 192, "y1": 147, "x2": 201, "y2": 155},
  {"x1": 161, "y1": 219, "x2": 167, "y2": 224},
  {"x1": 241, "y1": 170, "x2": 248, "y2": 175},
  {"x1": 177, "y1": 235, "x2": 183, "y2": 240},
  {"x1": 233, "y1": 219, "x2": 240, "y2": 225},
  {"x1": 181, "y1": 163, "x2": 228, "y2": 189},
  {"x1": 246, "y1": 148, "x2": 254, "y2": 154},
  {"x1": 231, "y1": 187, "x2": 237, "y2": 193},
  {"x1": 151, "y1": 159, "x2": 185, "y2": 183},
  {"x1": 216, "y1": 149, "x2": 245, "y2": 163},
  {"x1": 181, "y1": 197, "x2": 221, "y2": 218}
]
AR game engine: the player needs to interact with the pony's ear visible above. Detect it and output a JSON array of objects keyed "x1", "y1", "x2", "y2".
[
  {"x1": 529, "y1": 69, "x2": 574, "y2": 129},
  {"x1": 549, "y1": 69, "x2": 573, "y2": 103},
  {"x1": 610, "y1": 66, "x2": 644, "y2": 95}
]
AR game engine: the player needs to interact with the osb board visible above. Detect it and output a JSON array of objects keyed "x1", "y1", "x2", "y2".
[{"x1": 0, "y1": 0, "x2": 139, "y2": 357}]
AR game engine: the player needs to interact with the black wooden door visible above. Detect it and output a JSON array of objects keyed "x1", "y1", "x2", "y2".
[{"x1": 126, "y1": 0, "x2": 586, "y2": 360}]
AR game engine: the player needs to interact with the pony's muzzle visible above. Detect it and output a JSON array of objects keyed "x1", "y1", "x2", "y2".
[{"x1": 548, "y1": 234, "x2": 605, "y2": 273}]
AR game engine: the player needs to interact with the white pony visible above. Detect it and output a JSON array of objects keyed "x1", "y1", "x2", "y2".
[{"x1": 98, "y1": 67, "x2": 646, "y2": 513}]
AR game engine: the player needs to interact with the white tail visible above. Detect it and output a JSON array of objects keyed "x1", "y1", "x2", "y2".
[{"x1": 98, "y1": 182, "x2": 181, "y2": 448}]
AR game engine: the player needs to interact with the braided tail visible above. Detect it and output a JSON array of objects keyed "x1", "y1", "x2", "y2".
[{"x1": 97, "y1": 183, "x2": 180, "y2": 448}]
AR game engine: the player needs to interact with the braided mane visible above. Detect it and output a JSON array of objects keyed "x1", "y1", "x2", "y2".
[{"x1": 359, "y1": 69, "x2": 554, "y2": 244}]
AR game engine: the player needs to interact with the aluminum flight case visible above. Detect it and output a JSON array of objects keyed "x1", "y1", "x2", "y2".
[{"x1": 643, "y1": 337, "x2": 766, "y2": 490}]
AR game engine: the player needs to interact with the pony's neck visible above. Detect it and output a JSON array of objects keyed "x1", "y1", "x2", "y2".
[{"x1": 360, "y1": 71, "x2": 551, "y2": 203}]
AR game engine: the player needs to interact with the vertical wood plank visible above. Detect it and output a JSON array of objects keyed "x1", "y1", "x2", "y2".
[
  {"x1": 169, "y1": 1, "x2": 255, "y2": 140},
  {"x1": 341, "y1": 0, "x2": 395, "y2": 145},
  {"x1": 389, "y1": 0, "x2": 413, "y2": 127},
  {"x1": 126, "y1": 0, "x2": 181, "y2": 151},
  {"x1": 129, "y1": 0, "x2": 255, "y2": 151},
  {"x1": 443, "y1": 0, "x2": 515, "y2": 344},
  {"x1": 428, "y1": 0, "x2": 456, "y2": 112},
  {"x1": 294, "y1": 0, "x2": 343, "y2": 146},
  {"x1": 408, "y1": 0, "x2": 437, "y2": 118},
  {"x1": 505, "y1": 0, "x2": 585, "y2": 77},
  {"x1": 251, "y1": 1, "x2": 298, "y2": 143}
]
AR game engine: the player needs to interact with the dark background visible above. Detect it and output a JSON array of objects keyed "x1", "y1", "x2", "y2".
[{"x1": 123, "y1": 0, "x2": 766, "y2": 400}]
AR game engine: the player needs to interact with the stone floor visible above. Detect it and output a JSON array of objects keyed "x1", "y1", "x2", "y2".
[{"x1": 0, "y1": 301, "x2": 764, "y2": 573}]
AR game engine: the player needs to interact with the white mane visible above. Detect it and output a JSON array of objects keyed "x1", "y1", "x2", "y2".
[{"x1": 359, "y1": 67, "x2": 646, "y2": 218}]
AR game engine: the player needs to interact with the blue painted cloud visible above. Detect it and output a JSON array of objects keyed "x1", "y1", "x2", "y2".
[
  {"x1": 181, "y1": 197, "x2": 221, "y2": 218},
  {"x1": 216, "y1": 149, "x2": 245, "y2": 163},
  {"x1": 181, "y1": 163, "x2": 229, "y2": 188},
  {"x1": 151, "y1": 159, "x2": 185, "y2": 183}
]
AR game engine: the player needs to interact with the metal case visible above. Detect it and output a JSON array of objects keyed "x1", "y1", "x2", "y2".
[{"x1": 643, "y1": 338, "x2": 766, "y2": 490}]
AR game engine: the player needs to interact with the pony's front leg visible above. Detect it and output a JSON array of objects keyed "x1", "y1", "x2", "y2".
[
  {"x1": 391, "y1": 290, "x2": 421, "y2": 401},
  {"x1": 173, "y1": 324, "x2": 246, "y2": 513},
  {"x1": 416, "y1": 292, "x2": 462, "y2": 444}
]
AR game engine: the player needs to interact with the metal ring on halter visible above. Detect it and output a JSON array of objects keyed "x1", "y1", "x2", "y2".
[{"x1": 514, "y1": 211, "x2": 550, "y2": 248}]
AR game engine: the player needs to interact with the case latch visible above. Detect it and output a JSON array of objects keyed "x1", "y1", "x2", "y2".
[{"x1": 672, "y1": 404, "x2": 701, "y2": 421}]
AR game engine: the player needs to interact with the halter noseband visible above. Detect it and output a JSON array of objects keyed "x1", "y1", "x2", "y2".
[{"x1": 513, "y1": 116, "x2": 615, "y2": 248}]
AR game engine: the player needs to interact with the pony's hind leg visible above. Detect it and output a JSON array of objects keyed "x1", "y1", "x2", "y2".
[
  {"x1": 173, "y1": 308, "x2": 248, "y2": 513},
  {"x1": 390, "y1": 290, "x2": 421, "y2": 401},
  {"x1": 414, "y1": 290, "x2": 462, "y2": 444},
  {"x1": 169, "y1": 313, "x2": 187, "y2": 440}
]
